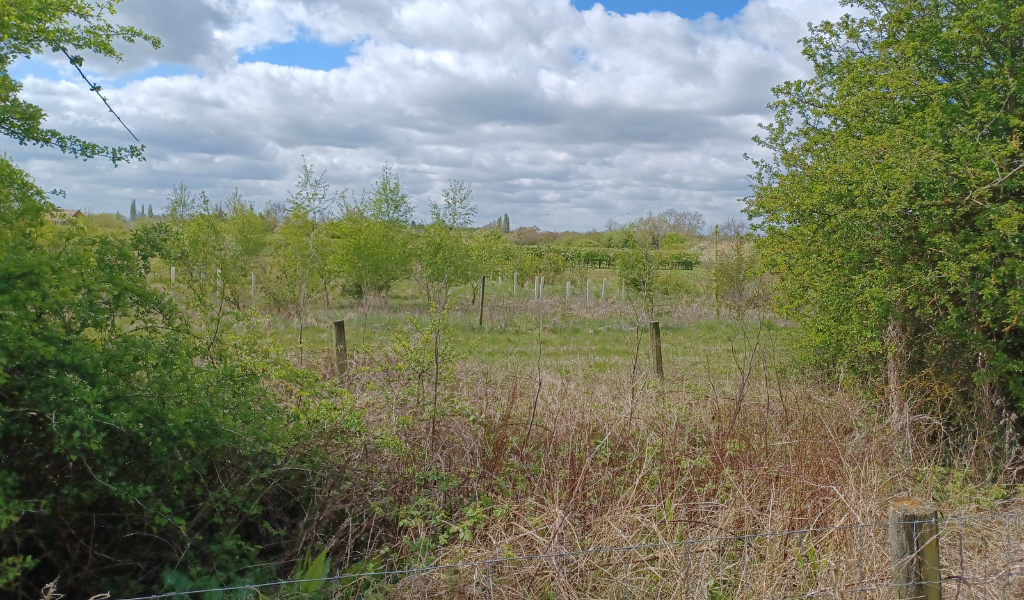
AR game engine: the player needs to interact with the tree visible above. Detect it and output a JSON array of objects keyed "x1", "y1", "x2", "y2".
[
  {"x1": 0, "y1": 0, "x2": 158, "y2": 163},
  {"x1": 273, "y1": 163, "x2": 341, "y2": 359},
  {"x1": 147, "y1": 203, "x2": 153, "y2": 217},
  {"x1": 129, "y1": 197, "x2": 137, "y2": 220},
  {"x1": 745, "y1": 0, "x2": 1024, "y2": 421},
  {"x1": 332, "y1": 165, "x2": 412, "y2": 300},
  {"x1": 412, "y1": 180, "x2": 478, "y2": 306}
]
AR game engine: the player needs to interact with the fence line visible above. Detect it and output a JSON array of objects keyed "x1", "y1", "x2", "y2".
[{"x1": 117, "y1": 508, "x2": 1024, "y2": 600}]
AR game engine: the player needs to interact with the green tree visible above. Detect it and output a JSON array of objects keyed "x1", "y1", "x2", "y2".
[
  {"x1": 0, "y1": 0, "x2": 157, "y2": 163},
  {"x1": 745, "y1": 0, "x2": 1024, "y2": 420},
  {"x1": 272, "y1": 163, "x2": 341, "y2": 357},
  {"x1": 130, "y1": 197, "x2": 137, "y2": 220},
  {"x1": 412, "y1": 180, "x2": 477, "y2": 306},
  {"x1": 333, "y1": 165, "x2": 412, "y2": 300}
]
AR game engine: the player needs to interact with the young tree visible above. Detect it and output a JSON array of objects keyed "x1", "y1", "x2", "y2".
[
  {"x1": 129, "y1": 198, "x2": 137, "y2": 220},
  {"x1": 412, "y1": 180, "x2": 477, "y2": 306},
  {"x1": 746, "y1": 0, "x2": 1024, "y2": 419},
  {"x1": 274, "y1": 163, "x2": 341, "y2": 357},
  {"x1": 332, "y1": 165, "x2": 412, "y2": 300},
  {"x1": 147, "y1": 203, "x2": 153, "y2": 217}
]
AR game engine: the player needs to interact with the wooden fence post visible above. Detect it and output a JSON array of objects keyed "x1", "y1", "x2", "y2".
[
  {"x1": 535, "y1": 276, "x2": 539, "y2": 299},
  {"x1": 479, "y1": 276, "x2": 486, "y2": 327},
  {"x1": 602, "y1": 277, "x2": 606, "y2": 301},
  {"x1": 889, "y1": 498, "x2": 940, "y2": 600},
  {"x1": 251, "y1": 272, "x2": 256, "y2": 304},
  {"x1": 514, "y1": 271, "x2": 518, "y2": 295},
  {"x1": 649, "y1": 321, "x2": 664, "y2": 380},
  {"x1": 586, "y1": 279, "x2": 591, "y2": 307},
  {"x1": 540, "y1": 276, "x2": 545, "y2": 298},
  {"x1": 565, "y1": 280, "x2": 571, "y2": 303},
  {"x1": 332, "y1": 320, "x2": 348, "y2": 378},
  {"x1": 170, "y1": 266, "x2": 175, "y2": 285}
]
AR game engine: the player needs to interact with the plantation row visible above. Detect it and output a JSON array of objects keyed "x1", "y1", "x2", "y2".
[{"x1": 144, "y1": 165, "x2": 702, "y2": 315}]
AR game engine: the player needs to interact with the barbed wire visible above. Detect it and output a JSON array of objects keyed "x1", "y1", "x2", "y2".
[
  {"x1": 115, "y1": 510, "x2": 1024, "y2": 600},
  {"x1": 60, "y1": 48, "x2": 141, "y2": 143}
]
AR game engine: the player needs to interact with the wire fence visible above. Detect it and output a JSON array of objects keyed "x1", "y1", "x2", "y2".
[{"x1": 119, "y1": 510, "x2": 1024, "y2": 600}]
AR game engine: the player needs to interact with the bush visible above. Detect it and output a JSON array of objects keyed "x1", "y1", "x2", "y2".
[{"x1": 0, "y1": 158, "x2": 358, "y2": 598}]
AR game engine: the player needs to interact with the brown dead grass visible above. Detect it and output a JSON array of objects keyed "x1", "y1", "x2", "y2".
[{"x1": 291, "y1": 321, "x2": 1023, "y2": 599}]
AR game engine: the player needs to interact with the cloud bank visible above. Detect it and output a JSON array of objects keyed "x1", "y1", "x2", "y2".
[{"x1": 3, "y1": 0, "x2": 850, "y2": 229}]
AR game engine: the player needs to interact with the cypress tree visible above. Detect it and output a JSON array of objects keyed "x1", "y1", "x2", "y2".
[
  {"x1": 148, "y1": 204, "x2": 153, "y2": 217},
  {"x1": 129, "y1": 199, "x2": 137, "y2": 220}
]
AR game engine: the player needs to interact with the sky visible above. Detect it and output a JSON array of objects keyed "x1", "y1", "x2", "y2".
[{"x1": 4, "y1": 0, "x2": 851, "y2": 230}]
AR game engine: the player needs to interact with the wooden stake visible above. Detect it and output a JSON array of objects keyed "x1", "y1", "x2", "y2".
[
  {"x1": 479, "y1": 276, "x2": 486, "y2": 327},
  {"x1": 565, "y1": 280, "x2": 571, "y2": 302},
  {"x1": 514, "y1": 271, "x2": 518, "y2": 295},
  {"x1": 649, "y1": 321, "x2": 664, "y2": 380},
  {"x1": 889, "y1": 498, "x2": 940, "y2": 600},
  {"x1": 586, "y1": 279, "x2": 591, "y2": 307},
  {"x1": 540, "y1": 276, "x2": 545, "y2": 298},
  {"x1": 602, "y1": 277, "x2": 606, "y2": 301},
  {"x1": 534, "y1": 276, "x2": 539, "y2": 299},
  {"x1": 170, "y1": 266, "x2": 175, "y2": 284},
  {"x1": 332, "y1": 320, "x2": 348, "y2": 377}
]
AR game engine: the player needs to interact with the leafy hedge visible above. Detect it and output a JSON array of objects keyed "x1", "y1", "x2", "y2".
[{"x1": 0, "y1": 158, "x2": 357, "y2": 598}]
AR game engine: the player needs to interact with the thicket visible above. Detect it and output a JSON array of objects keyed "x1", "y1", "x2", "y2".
[
  {"x1": 0, "y1": 157, "x2": 372, "y2": 598},
  {"x1": 746, "y1": 0, "x2": 1024, "y2": 438}
]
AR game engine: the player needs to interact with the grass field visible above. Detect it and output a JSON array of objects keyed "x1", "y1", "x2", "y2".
[{"x1": 250, "y1": 268, "x2": 796, "y2": 386}]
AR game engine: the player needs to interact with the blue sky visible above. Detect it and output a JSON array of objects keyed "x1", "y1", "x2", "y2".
[
  {"x1": 3, "y1": 0, "x2": 845, "y2": 229},
  {"x1": 240, "y1": 3, "x2": 752, "y2": 71},
  {"x1": 241, "y1": 40, "x2": 357, "y2": 71}
]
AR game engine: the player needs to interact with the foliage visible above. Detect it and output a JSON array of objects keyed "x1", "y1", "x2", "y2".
[
  {"x1": 0, "y1": 0, "x2": 157, "y2": 163},
  {"x1": 334, "y1": 165, "x2": 412, "y2": 299},
  {"x1": 164, "y1": 185, "x2": 270, "y2": 313},
  {"x1": 744, "y1": 0, "x2": 1024, "y2": 412},
  {"x1": 0, "y1": 158, "x2": 358, "y2": 597},
  {"x1": 411, "y1": 180, "x2": 479, "y2": 305}
]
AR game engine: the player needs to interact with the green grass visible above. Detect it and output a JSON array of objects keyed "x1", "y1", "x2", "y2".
[
  {"x1": 256, "y1": 271, "x2": 795, "y2": 383},
  {"x1": 147, "y1": 262, "x2": 795, "y2": 382}
]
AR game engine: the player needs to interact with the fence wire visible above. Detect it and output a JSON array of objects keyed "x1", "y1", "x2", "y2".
[{"x1": 117, "y1": 511, "x2": 1024, "y2": 600}]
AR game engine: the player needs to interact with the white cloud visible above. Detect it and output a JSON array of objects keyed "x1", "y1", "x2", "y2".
[{"x1": 1, "y1": 0, "x2": 851, "y2": 228}]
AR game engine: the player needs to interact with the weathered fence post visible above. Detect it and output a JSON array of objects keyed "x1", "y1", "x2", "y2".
[
  {"x1": 535, "y1": 276, "x2": 539, "y2": 299},
  {"x1": 540, "y1": 276, "x2": 545, "y2": 298},
  {"x1": 649, "y1": 321, "x2": 664, "y2": 379},
  {"x1": 889, "y1": 498, "x2": 940, "y2": 600},
  {"x1": 479, "y1": 276, "x2": 486, "y2": 327},
  {"x1": 170, "y1": 265, "x2": 175, "y2": 285},
  {"x1": 332, "y1": 320, "x2": 348, "y2": 377},
  {"x1": 565, "y1": 280, "x2": 571, "y2": 303},
  {"x1": 621, "y1": 279, "x2": 626, "y2": 301},
  {"x1": 251, "y1": 272, "x2": 256, "y2": 304},
  {"x1": 514, "y1": 271, "x2": 518, "y2": 295},
  {"x1": 601, "y1": 277, "x2": 606, "y2": 301},
  {"x1": 586, "y1": 279, "x2": 591, "y2": 307}
]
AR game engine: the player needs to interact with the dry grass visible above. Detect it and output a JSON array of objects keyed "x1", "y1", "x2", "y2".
[{"x1": 285, "y1": 320, "x2": 1024, "y2": 598}]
